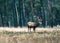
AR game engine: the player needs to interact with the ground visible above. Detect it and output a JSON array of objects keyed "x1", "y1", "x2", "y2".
[
  {"x1": 0, "y1": 26, "x2": 60, "y2": 32},
  {"x1": 0, "y1": 26, "x2": 60, "y2": 43}
]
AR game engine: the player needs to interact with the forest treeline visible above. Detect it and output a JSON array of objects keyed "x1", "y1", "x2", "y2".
[{"x1": 0, "y1": 0, "x2": 60, "y2": 27}]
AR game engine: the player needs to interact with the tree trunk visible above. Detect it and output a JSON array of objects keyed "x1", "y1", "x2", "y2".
[
  {"x1": 40, "y1": 0, "x2": 45, "y2": 27},
  {"x1": 13, "y1": 0, "x2": 18, "y2": 27}
]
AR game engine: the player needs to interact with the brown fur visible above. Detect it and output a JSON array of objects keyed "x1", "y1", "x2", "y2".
[{"x1": 27, "y1": 22, "x2": 39, "y2": 32}]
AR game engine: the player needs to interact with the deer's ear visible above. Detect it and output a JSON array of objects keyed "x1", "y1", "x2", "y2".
[
  {"x1": 39, "y1": 22, "x2": 42, "y2": 24},
  {"x1": 34, "y1": 16, "x2": 36, "y2": 18}
]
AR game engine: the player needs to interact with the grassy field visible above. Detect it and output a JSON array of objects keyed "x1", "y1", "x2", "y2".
[{"x1": 0, "y1": 29, "x2": 60, "y2": 43}]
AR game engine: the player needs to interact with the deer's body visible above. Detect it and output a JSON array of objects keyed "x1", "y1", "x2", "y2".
[{"x1": 27, "y1": 22, "x2": 40, "y2": 32}]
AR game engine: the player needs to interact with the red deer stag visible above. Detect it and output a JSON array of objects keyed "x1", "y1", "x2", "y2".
[{"x1": 27, "y1": 16, "x2": 42, "y2": 32}]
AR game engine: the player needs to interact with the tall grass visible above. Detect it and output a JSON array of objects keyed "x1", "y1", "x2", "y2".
[{"x1": 0, "y1": 30, "x2": 60, "y2": 43}]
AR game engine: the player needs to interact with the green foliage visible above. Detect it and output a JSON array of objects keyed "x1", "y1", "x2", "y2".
[{"x1": 0, "y1": 0, "x2": 60, "y2": 27}]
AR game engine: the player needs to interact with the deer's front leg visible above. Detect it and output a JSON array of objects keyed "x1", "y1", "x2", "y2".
[{"x1": 33, "y1": 27, "x2": 35, "y2": 32}]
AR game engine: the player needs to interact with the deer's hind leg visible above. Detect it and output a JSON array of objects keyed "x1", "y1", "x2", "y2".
[
  {"x1": 28, "y1": 26, "x2": 29, "y2": 32},
  {"x1": 28, "y1": 26, "x2": 31, "y2": 32}
]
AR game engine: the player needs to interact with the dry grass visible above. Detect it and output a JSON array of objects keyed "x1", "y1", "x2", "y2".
[
  {"x1": 0, "y1": 30, "x2": 60, "y2": 43},
  {"x1": 0, "y1": 27, "x2": 60, "y2": 43}
]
